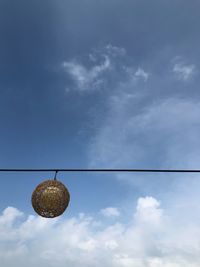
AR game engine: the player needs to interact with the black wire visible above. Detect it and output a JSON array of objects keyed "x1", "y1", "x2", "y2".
[{"x1": 0, "y1": 168, "x2": 199, "y2": 173}]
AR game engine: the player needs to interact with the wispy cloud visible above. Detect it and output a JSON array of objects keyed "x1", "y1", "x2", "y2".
[
  {"x1": 84, "y1": 48, "x2": 200, "y2": 201},
  {"x1": 62, "y1": 45, "x2": 149, "y2": 92},
  {"x1": 62, "y1": 45, "x2": 123, "y2": 92},
  {"x1": 134, "y1": 68, "x2": 149, "y2": 82},
  {"x1": 104, "y1": 44, "x2": 126, "y2": 57},
  {"x1": 89, "y1": 97, "x2": 200, "y2": 168},
  {"x1": 62, "y1": 55, "x2": 111, "y2": 91},
  {"x1": 100, "y1": 207, "x2": 120, "y2": 218},
  {"x1": 123, "y1": 66, "x2": 149, "y2": 82},
  {"x1": 87, "y1": 51, "x2": 200, "y2": 173},
  {"x1": 172, "y1": 58, "x2": 197, "y2": 81}
]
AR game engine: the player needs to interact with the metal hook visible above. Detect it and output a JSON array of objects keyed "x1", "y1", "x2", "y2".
[{"x1": 54, "y1": 170, "x2": 59, "y2": 180}]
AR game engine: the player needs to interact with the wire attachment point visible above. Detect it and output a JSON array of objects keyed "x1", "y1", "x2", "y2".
[{"x1": 54, "y1": 170, "x2": 59, "y2": 180}]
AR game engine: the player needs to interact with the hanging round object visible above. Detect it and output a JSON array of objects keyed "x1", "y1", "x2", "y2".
[{"x1": 31, "y1": 179, "x2": 70, "y2": 218}]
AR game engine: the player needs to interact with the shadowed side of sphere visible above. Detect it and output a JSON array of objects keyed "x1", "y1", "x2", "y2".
[{"x1": 31, "y1": 180, "x2": 70, "y2": 218}]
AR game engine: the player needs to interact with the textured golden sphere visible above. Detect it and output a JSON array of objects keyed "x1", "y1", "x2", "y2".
[{"x1": 32, "y1": 180, "x2": 70, "y2": 218}]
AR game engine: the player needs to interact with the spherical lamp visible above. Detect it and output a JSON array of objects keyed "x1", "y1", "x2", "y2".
[{"x1": 32, "y1": 179, "x2": 70, "y2": 218}]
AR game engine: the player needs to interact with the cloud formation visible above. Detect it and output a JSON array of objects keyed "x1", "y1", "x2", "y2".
[
  {"x1": 100, "y1": 207, "x2": 120, "y2": 218},
  {"x1": 134, "y1": 68, "x2": 149, "y2": 82},
  {"x1": 62, "y1": 44, "x2": 149, "y2": 92},
  {"x1": 172, "y1": 58, "x2": 196, "y2": 81},
  {"x1": 63, "y1": 55, "x2": 111, "y2": 91},
  {"x1": 84, "y1": 47, "x2": 199, "y2": 176},
  {"x1": 1, "y1": 195, "x2": 200, "y2": 267},
  {"x1": 89, "y1": 97, "x2": 200, "y2": 170}
]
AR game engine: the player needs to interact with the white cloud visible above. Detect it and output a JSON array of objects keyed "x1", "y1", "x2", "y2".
[
  {"x1": 63, "y1": 55, "x2": 111, "y2": 91},
  {"x1": 100, "y1": 207, "x2": 120, "y2": 218},
  {"x1": 89, "y1": 96, "x2": 200, "y2": 171},
  {"x1": 62, "y1": 45, "x2": 150, "y2": 92},
  {"x1": 123, "y1": 66, "x2": 149, "y2": 82},
  {"x1": 105, "y1": 44, "x2": 126, "y2": 57},
  {"x1": 135, "y1": 197, "x2": 163, "y2": 226},
  {"x1": 1, "y1": 195, "x2": 200, "y2": 266},
  {"x1": 172, "y1": 59, "x2": 196, "y2": 81},
  {"x1": 134, "y1": 68, "x2": 149, "y2": 81},
  {"x1": 0, "y1": 207, "x2": 23, "y2": 225},
  {"x1": 62, "y1": 44, "x2": 129, "y2": 92}
]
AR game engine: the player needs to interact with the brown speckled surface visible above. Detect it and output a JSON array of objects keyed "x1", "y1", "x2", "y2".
[{"x1": 32, "y1": 180, "x2": 70, "y2": 218}]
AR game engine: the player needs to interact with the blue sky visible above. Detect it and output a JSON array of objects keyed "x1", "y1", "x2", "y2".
[{"x1": 1, "y1": 0, "x2": 200, "y2": 266}]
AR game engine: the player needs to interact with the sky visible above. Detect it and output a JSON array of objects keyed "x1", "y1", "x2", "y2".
[{"x1": 1, "y1": 0, "x2": 200, "y2": 266}]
